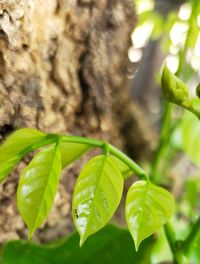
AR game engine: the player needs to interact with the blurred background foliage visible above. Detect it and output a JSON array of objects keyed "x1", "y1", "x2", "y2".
[
  {"x1": 1, "y1": 0, "x2": 200, "y2": 263},
  {"x1": 2, "y1": 225, "x2": 152, "y2": 264},
  {"x1": 128, "y1": 0, "x2": 200, "y2": 262}
]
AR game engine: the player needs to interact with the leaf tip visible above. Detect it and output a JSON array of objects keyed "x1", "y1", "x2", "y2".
[
  {"x1": 28, "y1": 228, "x2": 35, "y2": 240},
  {"x1": 79, "y1": 236, "x2": 87, "y2": 247},
  {"x1": 134, "y1": 240, "x2": 140, "y2": 252},
  {"x1": 28, "y1": 233, "x2": 32, "y2": 240}
]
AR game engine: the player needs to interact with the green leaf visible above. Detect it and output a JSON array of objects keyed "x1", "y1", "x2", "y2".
[
  {"x1": 0, "y1": 156, "x2": 21, "y2": 183},
  {"x1": 161, "y1": 64, "x2": 190, "y2": 107},
  {"x1": 17, "y1": 143, "x2": 61, "y2": 238},
  {"x1": 0, "y1": 128, "x2": 45, "y2": 158},
  {"x1": 72, "y1": 155, "x2": 124, "y2": 246},
  {"x1": 125, "y1": 180, "x2": 175, "y2": 251},
  {"x1": 2, "y1": 225, "x2": 153, "y2": 264},
  {"x1": 60, "y1": 142, "x2": 91, "y2": 168},
  {"x1": 110, "y1": 156, "x2": 133, "y2": 179},
  {"x1": 0, "y1": 128, "x2": 46, "y2": 183}
]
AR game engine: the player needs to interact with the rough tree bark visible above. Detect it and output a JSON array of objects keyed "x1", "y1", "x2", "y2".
[{"x1": 0, "y1": 0, "x2": 153, "y2": 243}]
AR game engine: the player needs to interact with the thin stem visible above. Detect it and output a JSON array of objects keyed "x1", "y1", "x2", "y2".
[
  {"x1": 61, "y1": 135, "x2": 148, "y2": 180},
  {"x1": 61, "y1": 135, "x2": 103, "y2": 147},
  {"x1": 103, "y1": 142, "x2": 110, "y2": 156},
  {"x1": 19, "y1": 134, "x2": 58, "y2": 158},
  {"x1": 17, "y1": 133, "x2": 147, "y2": 180},
  {"x1": 183, "y1": 216, "x2": 200, "y2": 254},
  {"x1": 164, "y1": 224, "x2": 186, "y2": 264},
  {"x1": 150, "y1": 102, "x2": 173, "y2": 183},
  {"x1": 176, "y1": 0, "x2": 196, "y2": 77},
  {"x1": 164, "y1": 223, "x2": 176, "y2": 255},
  {"x1": 109, "y1": 144, "x2": 147, "y2": 180}
]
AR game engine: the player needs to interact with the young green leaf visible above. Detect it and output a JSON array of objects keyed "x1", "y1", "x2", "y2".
[
  {"x1": 161, "y1": 64, "x2": 190, "y2": 107},
  {"x1": 72, "y1": 155, "x2": 124, "y2": 246},
  {"x1": 0, "y1": 128, "x2": 46, "y2": 183},
  {"x1": 110, "y1": 156, "x2": 133, "y2": 179},
  {"x1": 0, "y1": 156, "x2": 21, "y2": 183},
  {"x1": 125, "y1": 180, "x2": 175, "y2": 251},
  {"x1": 60, "y1": 142, "x2": 91, "y2": 168},
  {"x1": 17, "y1": 143, "x2": 61, "y2": 238}
]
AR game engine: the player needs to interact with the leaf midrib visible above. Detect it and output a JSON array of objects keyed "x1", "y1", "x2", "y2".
[
  {"x1": 135, "y1": 181, "x2": 150, "y2": 246},
  {"x1": 83, "y1": 155, "x2": 107, "y2": 239},
  {"x1": 30, "y1": 145, "x2": 60, "y2": 237}
]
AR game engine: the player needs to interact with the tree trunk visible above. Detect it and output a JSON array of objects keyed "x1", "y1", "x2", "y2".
[{"x1": 0, "y1": 0, "x2": 153, "y2": 243}]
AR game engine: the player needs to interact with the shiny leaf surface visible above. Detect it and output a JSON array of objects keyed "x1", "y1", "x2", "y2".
[
  {"x1": 17, "y1": 144, "x2": 61, "y2": 238},
  {"x1": 126, "y1": 180, "x2": 175, "y2": 251},
  {"x1": 72, "y1": 155, "x2": 124, "y2": 246},
  {"x1": 0, "y1": 128, "x2": 46, "y2": 182}
]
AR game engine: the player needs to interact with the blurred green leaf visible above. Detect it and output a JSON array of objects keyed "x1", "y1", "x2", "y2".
[
  {"x1": 137, "y1": 10, "x2": 153, "y2": 26},
  {"x1": 0, "y1": 128, "x2": 46, "y2": 183},
  {"x1": 17, "y1": 144, "x2": 61, "y2": 238},
  {"x1": 164, "y1": 11, "x2": 178, "y2": 33},
  {"x1": 181, "y1": 110, "x2": 200, "y2": 165},
  {"x1": 110, "y1": 156, "x2": 133, "y2": 179},
  {"x1": 125, "y1": 180, "x2": 175, "y2": 250},
  {"x1": 151, "y1": 12, "x2": 164, "y2": 40},
  {"x1": 72, "y1": 155, "x2": 124, "y2": 246},
  {"x1": 2, "y1": 225, "x2": 153, "y2": 264},
  {"x1": 185, "y1": 175, "x2": 200, "y2": 213},
  {"x1": 161, "y1": 64, "x2": 190, "y2": 106},
  {"x1": 60, "y1": 142, "x2": 91, "y2": 168}
]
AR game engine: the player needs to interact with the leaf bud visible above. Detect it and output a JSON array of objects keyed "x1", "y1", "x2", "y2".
[{"x1": 161, "y1": 64, "x2": 189, "y2": 105}]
